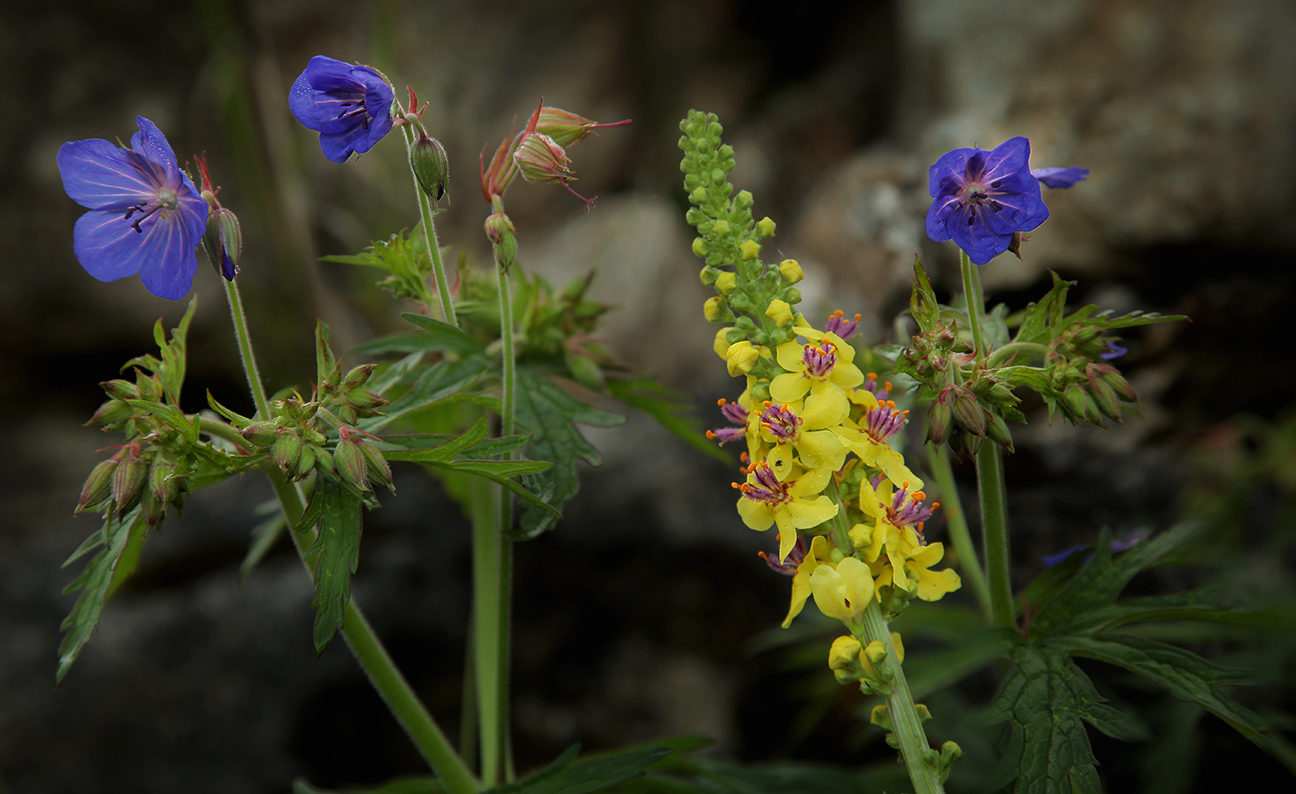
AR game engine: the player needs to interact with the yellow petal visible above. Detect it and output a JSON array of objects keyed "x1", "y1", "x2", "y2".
[
  {"x1": 915, "y1": 567, "x2": 961, "y2": 601},
  {"x1": 736, "y1": 496, "x2": 774, "y2": 531}
]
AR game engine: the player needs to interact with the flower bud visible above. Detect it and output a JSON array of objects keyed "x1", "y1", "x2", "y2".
[
  {"x1": 343, "y1": 364, "x2": 378, "y2": 390},
  {"x1": 149, "y1": 457, "x2": 179, "y2": 505},
  {"x1": 409, "y1": 132, "x2": 449, "y2": 204},
  {"x1": 334, "y1": 438, "x2": 368, "y2": 492},
  {"x1": 725, "y1": 341, "x2": 760, "y2": 377},
  {"x1": 703, "y1": 296, "x2": 727, "y2": 322},
  {"x1": 86, "y1": 399, "x2": 133, "y2": 427},
  {"x1": 201, "y1": 206, "x2": 242, "y2": 281},
  {"x1": 533, "y1": 106, "x2": 631, "y2": 148},
  {"x1": 271, "y1": 430, "x2": 302, "y2": 474},
  {"x1": 76, "y1": 459, "x2": 117, "y2": 515},
  {"x1": 739, "y1": 240, "x2": 761, "y2": 261},
  {"x1": 984, "y1": 410, "x2": 1015, "y2": 453},
  {"x1": 756, "y1": 217, "x2": 776, "y2": 238},
  {"x1": 111, "y1": 444, "x2": 146, "y2": 514},
  {"x1": 947, "y1": 386, "x2": 984, "y2": 437},
  {"x1": 698, "y1": 264, "x2": 720, "y2": 286},
  {"x1": 713, "y1": 327, "x2": 735, "y2": 360},
  {"x1": 828, "y1": 635, "x2": 865, "y2": 684},
  {"x1": 100, "y1": 379, "x2": 139, "y2": 401},
  {"x1": 714, "y1": 271, "x2": 737, "y2": 294},
  {"x1": 1062, "y1": 383, "x2": 1090, "y2": 422},
  {"x1": 358, "y1": 439, "x2": 395, "y2": 494},
  {"x1": 779, "y1": 259, "x2": 803, "y2": 284},
  {"x1": 292, "y1": 445, "x2": 317, "y2": 481},
  {"x1": 241, "y1": 421, "x2": 279, "y2": 447},
  {"x1": 692, "y1": 238, "x2": 709, "y2": 258},
  {"x1": 711, "y1": 220, "x2": 730, "y2": 237},
  {"x1": 765, "y1": 299, "x2": 794, "y2": 327},
  {"x1": 484, "y1": 212, "x2": 518, "y2": 271},
  {"x1": 514, "y1": 132, "x2": 571, "y2": 185}
]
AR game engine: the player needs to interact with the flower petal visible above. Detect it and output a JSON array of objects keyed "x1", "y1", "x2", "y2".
[
  {"x1": 130, "y1": 117, "x2": 183, "y2": 188},
  {"x1": 58, "y1": 139, "x2": 156, "y2": 210}
]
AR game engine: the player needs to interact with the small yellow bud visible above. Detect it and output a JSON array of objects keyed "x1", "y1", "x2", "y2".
[
  {"x1": 756, "y1": 216, "x2": 776, "y2": 238},
  {"x1": 864, "y1": 640, "x2": 887, "y2": 666},
  {"x1": 779, "y1": 259, "x2": 804, "y2": 283},
  {"x1": 725, "y1": 340, "x2": 760, "y2": 377},
  {"x1": 692, "y1": 237, "x2": 708, "y2": 257},
  {"x1": 828, "y1": 636, "x2": 863, "y2": 672},
  {"x1": 703, "y1": 296, "x2": 726, "y2": 322},
  {"x1": 713, "y1": 327, "x2": 734, "y2": 360},
  {"x1": 715, "y1": 271, "x2": 738, "y2": 294},
  {"x1": 765, "y1": 299, "x2": 794, "y2": 327},
  {"x1": 712, "y1": 220, "x2": 730, "y2": 236},
  {"x1": 739, "y1": 240, "x2": 761, "y2": 260}
]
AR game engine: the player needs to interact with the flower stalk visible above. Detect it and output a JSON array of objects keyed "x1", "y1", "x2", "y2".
[
  {"x1": 925, "y1": 443, "x2": 991, "y2": 614},
  {"x1": 402, "y1": 123, "x2": 458, "y2": 327},
  {"x1": 223, "y1": 280, "x2": 478, "y2": 794}
]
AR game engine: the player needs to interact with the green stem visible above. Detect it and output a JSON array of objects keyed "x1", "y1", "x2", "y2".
[
  {"x1": 975, "y1": 442, "x2": 1014, "y2": 628},
  {"x1": 924, "y1": 443, "x2": 990, "y2": 615},
  {"x1": 401, "y1": 124, "x2": 458, "y2": 327},
  {"x1": 861, "y1": 600, "x2": 945, "y2": 794},
  {"x1": 986, "y1": 341, "x2": 1050, "y2": 368},
  {"x1": 223, "y1": 279, "x2": 270, "y2": 418},
  {"x1": 958, "y1": 250, "x2": 987, "y2": 362},
  {"x1": 223, "y1": 282, "x2": 478, "y2": 793}
]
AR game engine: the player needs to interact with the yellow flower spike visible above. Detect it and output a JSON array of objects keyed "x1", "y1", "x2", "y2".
[
  {"x1": 809, "y1": 556, "x2": 875, "y2": 629},
  {"x1": 715, "y1": 271, "x2": 738, "y2": 294},
  {"x1": 765, "y1": 299, "x2": 794, "y2": 327},
  {"x1": 726, "y1": 340, "x2": 760, "y2": 377},
  {"x1": 782, "y1": 535, "x2": 835, "y2": 627},
  {"x1": 739, "y1": 239, "x2": 761, "y2": 260},
  {"x1": 756, "y1": 216, "x2": 776, "y2": 238},
  {"x1": 779, "y1": 258, "x2": 804, "y2": 283},
  {"x1": 713, "y1": 327, "x2": 734, "y2": 360},
  {"x1": 703, "y1": 296, "x2": 726, "y2": 322}
]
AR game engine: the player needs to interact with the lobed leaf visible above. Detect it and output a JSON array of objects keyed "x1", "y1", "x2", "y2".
[{"x1": 297, "y1": 476, "x2": 366, "y2": 654}]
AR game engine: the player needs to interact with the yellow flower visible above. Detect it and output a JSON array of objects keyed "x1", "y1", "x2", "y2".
[
  {"x1": 755, "y1": 400, "x2": 847, "y2": 480},
  {"x1": 831, "y1": 389, "x2": 923, "y2": 491},
  {"x1": 849, "y1": 482, "x2": 961, "y2": 603},
  {"x1": 736, "y1": 461, "x2": 837, "y2": 562},
  {"x1": 781, "y1": 535, "x2": 835, "y2": 627},
  {"x1": 810, "y1": 556, "x2": 875, "y2": 629},
  {"x1": 769, "y1": 330, "x2": 864, "y2": 427}
]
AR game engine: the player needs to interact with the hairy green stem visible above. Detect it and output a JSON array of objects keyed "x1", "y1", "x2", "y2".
[
  {"x1": 223, "y1": 281, "x2": 478, "y2": 793},
  {"x1": 401, "y1": 124, "x2": 458, "y2": 327},
  {"x1": 986, "y1": 341, "x2": 1050, "y2": 368},
  {"x1": 861, "y1": 600, "x2": 945, "y2": 794},
  {"x1": 956, "y1": 257, "x2": 1015, "y2": 629},
  {"x1": 925, "y1": 443, "x2": 991, "y2": 615}
]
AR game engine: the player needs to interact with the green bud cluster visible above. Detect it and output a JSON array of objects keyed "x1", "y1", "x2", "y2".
[{"x1": 679, "y1": 110, "x2": 799, "y2": 352}]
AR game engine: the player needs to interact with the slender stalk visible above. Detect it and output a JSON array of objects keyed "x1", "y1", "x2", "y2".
[
  {"x1": 986, "y1": 341, "x2": 1049, "y2": 368},
  {"x1": 956, "y1": 256, "x2": 1015, "y2": 629},
  {"x1": 861, "y1": 600, "x2": 945, "y2": 794},
  {"x1": 401, "y1": 124, "x2": 458, "y2": 327},
  {"x1": 223, "y1": 281, "x2": 478, "y2": 793},
  {"x1": 471, "y1": 462, "x2": 506, "y2": 786},
  {"x1": 924, "y1": 443, "x2": 990, "y2": 615}
]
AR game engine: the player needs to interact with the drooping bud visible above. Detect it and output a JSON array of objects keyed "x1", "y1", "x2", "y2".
[
  {"x1": 110, "y1": 443, "x2": 146, "y2": 514},
  {"x1": 948, "y1": 386, "x2": 985, "y2": 437},
  {"x1": 358, "y1": 439, "x2": 395, "y2": 494},
  {"x1": 532, "y1": 106, "x2": 632, "y2": 148},
  {"x1": 984, "y1": 410, "x2": 1015, "y2": 453},
  {"x1": 409, "y1": 131, "x2": 450, "y2": 205},
  {"x1": 201, "y1": 206, "x2": 242, "y2": 281},
  {"x1": 334, "y1": 438, "x2": 368, "y2": 492},
  {"x1": 76, "y1": 459, "x2": 117, "y2": 515},
  {"x1": 484, "y1": 212, "x2": 517, "y2": 271}
]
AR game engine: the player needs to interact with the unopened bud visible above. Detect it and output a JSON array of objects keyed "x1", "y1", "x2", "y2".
[
  {"x1": 409, "y1": 133, "x2": 449, "y2": 204},
  {"x1": 292, "y1": 445, "x2": 317, "y2": 481},
  {"x1": 779, "y1": 259, "x2": 803, "y2": 284},
  {"x1": 100, "y1": 379, "x2": 139, "y2": 401},
  {"x1": 149, "y1": 457, "x2": 179, "y2": 505},
  {"x1": 714, "y1": 271, "x2": 737, "y2": 294},
  {"x1": 984, "y1": 410, "x2": 1015, "y2": 453},
  {"x1": 334, "y1": 439, "x2": 368, "y2": 491},
  {"x1": 533, "y1": 106, "x2": 631, "y2": 148},
  {"x1": 927, "y1": 389, "x2": 954, "y2": 447},
  {"x1": 484, "y1": 212, "x2": 517, "y2": 271},
  {"x1": 111, "y1": 444, "x2": 146, "y2": 513},
  {"x1": 703, "y1": 296, "x2": 727, "y2": 323},
  {"x1": 343, "y1": 364, "x2": 378, "y2": 391},
  {"x1": 698, "y1": 264, "x2": 720, "y2": 285},
  {"x1": 948, "y1": 386, "x2": 985, "y2": 437},
  {"x1": 756, "y1": 217, "x2": 776, "y2": 238},
  {"x1": 241, "y1": 421, "x2": 279, "y2": 447},
  {"x1": 76, "y1": 459, "x2": 117, "y2": 515},
  {"x1": 271, "y1": 430, "x2": 302, "y2": 474},
  {"x1": 739, "y1": 240, "x2": 761, "y2": 261},
  {"x1": 692, "y1": 238, "x2": 709, "y2": 258},
  {"x1": 86, "y1": 399, "x2": 133, "y2": 427},
  {"x1": 514, "y1": 132, "x2": 571, "y2": 185},
  {"x1": 201, "y1": 205, "x2": 242, "y2": 281}
]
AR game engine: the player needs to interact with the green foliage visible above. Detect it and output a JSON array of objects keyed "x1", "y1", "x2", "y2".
[
  {"x1": 320, "y1": 225, "x2": 436, "y2": 305},
  {"x1": 297, "y1": 475, "x2": 369, "y2": 654},
  {"x1": 990, "y1": 522, "x2": 1281, "y2": 793},
  {"x1": 56, "y1": 508, "x2": 149, "y2": 684},
  {"x1": 513, "y1": 371, "x2": 624, "y2": 539}
]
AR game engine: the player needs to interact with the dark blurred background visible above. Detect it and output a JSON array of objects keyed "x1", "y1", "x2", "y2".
[{"x1": 4, "y1": 0, "x2": 1296, "y2": 792}]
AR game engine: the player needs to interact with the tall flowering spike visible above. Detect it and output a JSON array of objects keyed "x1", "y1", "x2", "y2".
[
  {"x1": 925, "y1": 137, "x2": 1050, "y2": 265},
  {"x1": 290, "y1": 56, "x2": 395, "y2": 163},
  {"x1": 57, "y1": 117, "x2": 209, "y2": 299}
]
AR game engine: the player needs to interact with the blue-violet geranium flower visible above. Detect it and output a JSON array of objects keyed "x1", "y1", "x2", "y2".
[
  {"x1": 925, "y1": 136, "x2": 1051, "y2": 266},
  {"x1": 57, "y1": 116, "x2": 209, "y2": 300},
  {"x1": 290, "y1": 55, "x2": 395, "y2": 163}
]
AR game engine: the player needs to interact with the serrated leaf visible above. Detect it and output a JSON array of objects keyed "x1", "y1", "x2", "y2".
[
  {"x1": 484, "y1": 745, "x2": 672, "y2": 794},
  {"x1": 606, "y1": 376, "x2": 729, "y2": 464},
  {"x1": 513, "y1": 372, "x2": 625, "y2": 538},
  {"x1": 297, "y1": 476, "x2": 365, "y2": 654},
  {"x1": 1057, "y1": 634, "x2": 1269, "y2": 749},
  {"x1": 991, "y1": 642, "x2": 1121, "y2": 794},
  {"x1": 56, "y1": 508, "x2": 149, "y2": 684},
  {"x1": 358, "y1": 356, "x2": 490, "y2": 434},
  {"x1": 429, "y1": 459, "x2": 557, "y2": 514},
  {"x1": 382, "y1": 418, "x2": 491, "y2": 463},
  {"x1": 909, "y1": 256, "x2": 941, "y2": 331},
  {"x1": 124, "y1": 296, "x2": 197, "y2": 405}
]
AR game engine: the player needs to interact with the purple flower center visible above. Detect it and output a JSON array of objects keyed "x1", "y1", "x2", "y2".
[
  {"x1": 122, "y1": 187, "x2": 179, "y2": 234},
  {"x1": 886, "y1": 484, "x2": 936, "y2": 533},
  {"x1": 761, "y1": 534, "x2": 809, "y2": 575},
  {"x1": 739, "y1": 462, "x2": 789, "y2": 506},
  {"x1": 865, "y1": 400, "x2": 908, "y2": 442},
  {"x1": 802, "y1": 342, "x2": 838, "y2": 378},
  {"x1": 760, "y1": 402, "x2": 802, "y2": 442},
  {"x1": 707, "y1": 398, "x2": 751, "y2": 445}
]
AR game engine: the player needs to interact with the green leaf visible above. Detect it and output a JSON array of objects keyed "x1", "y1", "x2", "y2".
[
  {"x1": 293, "y1": 775, "x2": 445, "y2": 793},
  {"x1": 1057, "y1": 634, "x2": 1269, "y2": 750},
  {"x1": 991, "y1": 641, "x2": 1145, "y2": 794},
  {"x1": 123, "y1": 296, "x2": 197, "y2": 405},
  {"x1": 909, "y1": 256, "x2": 941, "y2": 332},
  {"x1": 297, "y1": 476, "x2": 366, "y2": 654},
  {"x1": 429, "y1": 459, "x2": 557, "y2": 514},
  {"x1": 1030, "y1": 522, "x2": 1203, "y2": 636},
  {"x1": 400, "y1": 312, "x2": 488, "y2": 356},
  {"x1": 484, "y1": 745, "x2": 672, "y2": 794},
  {"x1": 57, "y1": 509, "x2": 149, "y2": 684},
  {"x1": 513, "y1": 371, "x2": 625, "y2": 539},
  {"x1": 357, "y1": 356, "x2": 490, "y2": 434},
  {"x1": 606, "y1": 376, "x2": 729, "y2": 465},
  {"x1": 382, "y1": 418, "x2": 491, "y2": 463}
]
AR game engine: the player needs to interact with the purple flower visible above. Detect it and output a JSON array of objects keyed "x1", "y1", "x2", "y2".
[
  {"x1": 56, "y1": 117, "x2": 209, "y2": 300},
  {"x1": 1031, "y1": 166, "x2": 1090, "y2": 189},
  {"x1": 925, "y1": 137, "x2": 1051, "y2": 266},
  {"x1": 1100, "y1": 340, "x2": 1127, "y2": 360},
  {"x1": 290, "y1": 56, "x2": 394, "y2": 163}
]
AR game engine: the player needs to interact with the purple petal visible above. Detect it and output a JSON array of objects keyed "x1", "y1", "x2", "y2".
[
  {"x1": 129, "y1": 117, "x2": 182, "y2": 188},
  {"x1": 138, "y1": 220, "x2": 200, "y2": 300},
  {"x1": 924, "y1": 195, "x2": 961, "y2": 243},
  {"x1": 1032, "y1": 166, "x2": 1090, "y2": 189},
  {"x1": 981, "y1": 137, "x2": 1032, "y2": 183},
  {"x1": 927, "y1": 147, "x2": 974, "y2": 197},
  {"x1": 1101, "y1": 341, "x2": 1127, "y2": 360},
  {"x1": 57, "y1": 139, "x2": 157, "y2": 210},
  {"x1": 978, "y1": 185, "x2": 1050, "y2": 236},
  {"x1": 73, "y1": 209, "x2": 149, "y2": 281},
  {"x1": 949, "y1": 208, "x2": 1011, "y2": 265}
]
